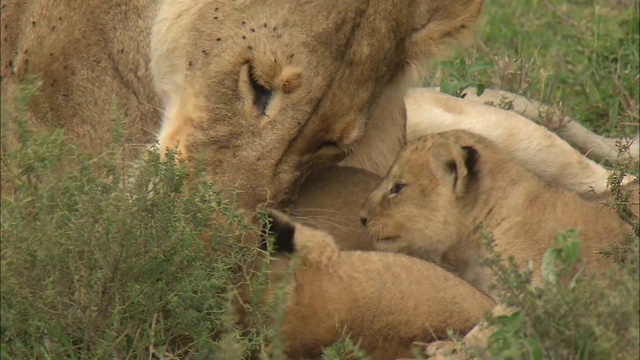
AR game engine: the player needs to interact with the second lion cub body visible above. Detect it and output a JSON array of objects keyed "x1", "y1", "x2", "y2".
[{"x1": 258, "y1": 209, "x2": 495, "y2": 360}]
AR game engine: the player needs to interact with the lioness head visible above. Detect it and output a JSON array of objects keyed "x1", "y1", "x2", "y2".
[
  {"x1": 360, "y1": 130, "x2": 490, "y2": 265},
  {"x1": 150, "y1": 0, "x2": 483, "y2": 211}
]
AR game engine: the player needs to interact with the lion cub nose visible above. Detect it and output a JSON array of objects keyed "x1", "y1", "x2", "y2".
[{"x1": 360, "y1": 216, "x2": 368, "y2": 227}]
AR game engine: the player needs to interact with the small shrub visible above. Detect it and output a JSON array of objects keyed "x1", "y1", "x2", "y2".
[
  {"x1": 0, "y1": 82, "x2": 281, "y2": 359},
  {"x1": 321, "y1": 334, "x2": 369, "y2": 360},
  {"x1": 474, "y1": 229, "x2": 639, "y2": 360},
  {"x1": 438, "y1": 58, "x2": 492, "y2": 98}
]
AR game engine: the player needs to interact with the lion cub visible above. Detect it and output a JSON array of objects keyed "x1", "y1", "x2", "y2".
[
  {"x1": 360, "y1": 130, "x2": 633, "y2": 293},
  {"x1": 258, "y1": 209, "x2": 495, "y2": 360},
  {"x1": 288, "y1": 166, "x2": 382, "y2": 251}
]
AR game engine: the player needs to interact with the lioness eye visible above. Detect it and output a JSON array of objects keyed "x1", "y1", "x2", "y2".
[
  {"x1": 390, "y1": 183, "x2": 405, "y2": 195},
  {"x1": 248, "y1": 65, "x2": 272, "y2": 114}
]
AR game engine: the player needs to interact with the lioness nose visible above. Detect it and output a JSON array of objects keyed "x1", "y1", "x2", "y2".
[{"x1": 360, "y1": 216, "x2": 368, "y2": 227}]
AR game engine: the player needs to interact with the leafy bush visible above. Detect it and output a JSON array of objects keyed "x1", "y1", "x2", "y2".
[
  {"x1": 473, "y1": 229, "x2": 639, "y2": 360},
  {"x1": 0, "y1": 81, "x2": 283, "y2": 359}
]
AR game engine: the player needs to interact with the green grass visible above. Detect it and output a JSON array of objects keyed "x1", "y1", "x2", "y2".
[
  {"x1": 430, "y1": 0, "x2": 639, "y2": 137},
  {"x1": 1, "y1": 0, "x2": 638, "y2": 359}
]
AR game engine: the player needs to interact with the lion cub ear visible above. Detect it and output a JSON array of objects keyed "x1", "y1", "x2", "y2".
[
  {"x1": 260, "y1": 209, "x2": 296, "y2": 254},
  {"x1": 429, "y1": 140, "x2": 478, "y2": 197},
  {"x1": 407, "y1": 0, "x2": 484, "y2": 80}
]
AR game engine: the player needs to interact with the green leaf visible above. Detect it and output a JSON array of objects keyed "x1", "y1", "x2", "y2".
[
  {"x1": 440, "y1": 80, "x2": 462, "y2": 97},
  {"x1": 541, "y1": 248, "x2": 562, "y2": 284},
  {"x1": 496, "y1": 311, "x2": 522, "y2": 334},
  {"x1": 487, "y1": 330, "x2": 512, "y2": 355},
  {"x1": 525, "y1": 338, "x2": 543, "y2": 360},
  {"x1": 558, "y1": 232, "x2": 581, "y2": 265},
  {"x1": 476, "y1": 83, "x2": 487, "y2": 97},
  {"x1": 468, "y1": 62, "x2": 494, "y2": 74}
]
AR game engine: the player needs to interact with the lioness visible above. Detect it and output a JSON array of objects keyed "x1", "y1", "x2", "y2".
[
  {"x1": 253, "y1": 209, "x2": 495, "y2": 360},
  {"x1": 1, "y1": 0, "x2": 483, "y2": 214},
  {"x1": 6, "y1": 0, "x2": 637, "y2": 211},
  {"x1": 5, "y1": 1, "x2": 632, "y2": 219},
  {"x1": 360, "y1": 129, "x2": 634, "y2": 358},
  {"x1": 289, "y1": 166, "x2": 381, "y2": 251}
]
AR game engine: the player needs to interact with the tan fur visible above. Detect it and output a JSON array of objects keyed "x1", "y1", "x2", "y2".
[
  {"x1": 361, "y1": 130, "x2": 632, "y2": 293},
  {"x1": 1, "y1": 0, "x2": 484, "y2": 213},
  {"x1": 259, "y1": 210, "x2": 496, "y2": 360},
  {"x1": 288, "y1": 166, "x2": 381, "y2": 251},
  {"x1": 404, "y1": 88, "x2": 638, "y2": 198},
  {"x1": 360, "y1": 130, "x2": 634, "y2": 359}
]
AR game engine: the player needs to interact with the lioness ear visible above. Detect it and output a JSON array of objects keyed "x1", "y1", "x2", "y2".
[
  {"x1": 429, "y1": 140, "x2": 478, "y2": 197},
  {"x1": 407, "y1": 0, "x2": 484, "y2": 81},
  {"x1": 260, "y1": 209, "x2": 296, "y2": 254}
]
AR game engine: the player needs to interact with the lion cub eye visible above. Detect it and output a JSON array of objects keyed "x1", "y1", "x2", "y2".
[
  {"x1": 248, "y1": 65, "x2": 272, "y2": 115},
  {"x1": 389, "y1": 183, "x2": 406, "y2": 195}
]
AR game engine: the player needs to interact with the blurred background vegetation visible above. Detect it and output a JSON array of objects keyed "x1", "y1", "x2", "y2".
[{"x1": 428, "y1": 0, "x2": 639, "y2": 138}]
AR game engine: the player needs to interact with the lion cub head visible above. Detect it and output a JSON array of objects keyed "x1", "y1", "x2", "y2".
[
  {"x1": 361, "y1": 130, "x2": 634, "y2": 293},
  {"x1": 150, "y1": 0, "x2": 484, "y2": 211},
  {"x1": 360, "y1": 130, "x2": 491, "y2": 267}
]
